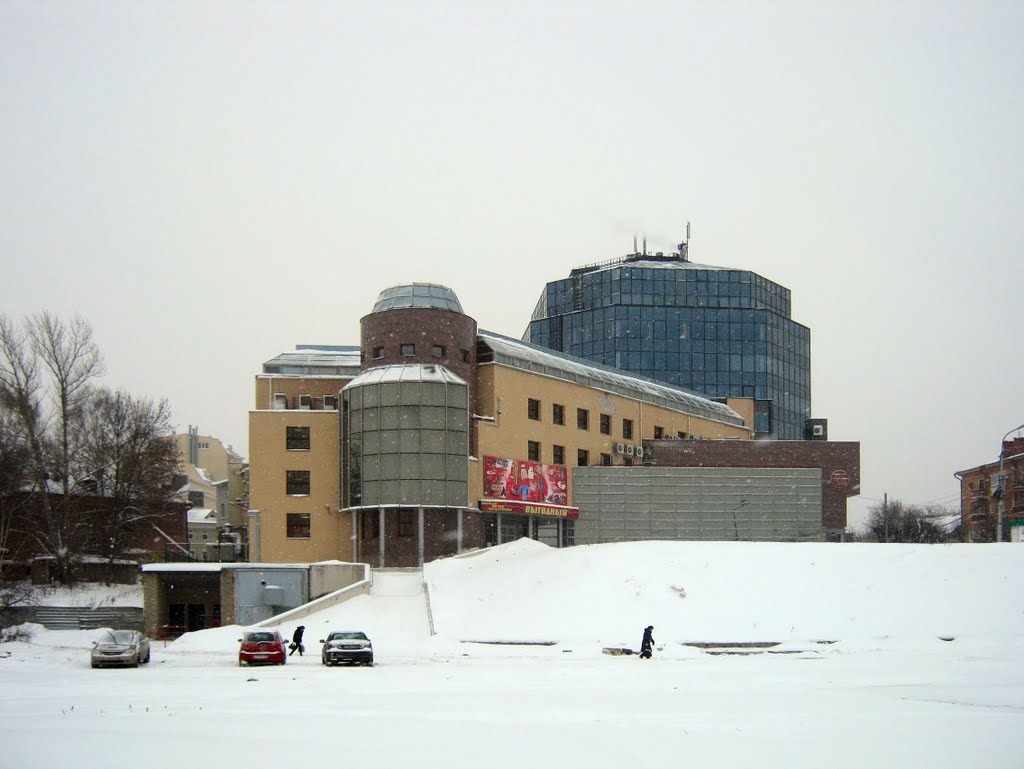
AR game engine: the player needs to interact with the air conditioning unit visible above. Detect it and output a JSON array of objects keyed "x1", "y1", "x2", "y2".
[
  {"x1": 615, "y1": 443, "x2": 625, "y2": 454},
  {"x1": 636, "y1": 446, "x2": 645, "y2": 459},
  {"x1": 299, "y1": 394, "x2": 312, "y2": 410},
  {"x1": 626, "y1": 445, "x2": 635, "y2": 456},
  {"x1": 272, "y1": 393, "x2": 287, "y2": 410}
]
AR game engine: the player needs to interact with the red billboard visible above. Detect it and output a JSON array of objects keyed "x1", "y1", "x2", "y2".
[{"x1": 483, "y1": 456, "x2": 569, "y2": 506}]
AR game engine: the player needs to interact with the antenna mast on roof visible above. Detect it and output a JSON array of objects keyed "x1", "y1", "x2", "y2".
[
  {"x1": 678, "y1": 221, "x2": 691, "y2": 262},
  {"x1": 633, "y1": 235, "x2": 638, "y2": 255}
]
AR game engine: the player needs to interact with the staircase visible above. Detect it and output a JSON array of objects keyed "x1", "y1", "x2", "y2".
[{"x1": 29, "y1": 606, "x2": 143, "y2": 631}]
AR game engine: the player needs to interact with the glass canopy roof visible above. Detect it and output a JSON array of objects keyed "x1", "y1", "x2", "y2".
[
  {"x1": 478, "y1": 330, "x2": 744, "y2": 426},
  {"x1": 372, "y1": 283, "x2": 464, "y2": 313}
]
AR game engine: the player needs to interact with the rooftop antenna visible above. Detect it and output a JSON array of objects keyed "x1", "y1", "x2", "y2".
[
  {"x1": 642, "y1": 236, "x2": 647, "y2": 256},
  {"x1": 633, "y1": 235, "x2": 638, "y2": 255},
  {"x1": 678, "y1": 221, "x2": 691, "y2": 262}
]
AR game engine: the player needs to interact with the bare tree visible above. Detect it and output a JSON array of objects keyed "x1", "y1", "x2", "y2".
[
  {"x1": 860, "y1": 499, "x2": 958, "y2": 543},
  {"x1": 79, "y1": 388, "x2": 181, "y2": 565},
  {"x1": 0, "y1": 313, "x2": 105, "y2": 582}
]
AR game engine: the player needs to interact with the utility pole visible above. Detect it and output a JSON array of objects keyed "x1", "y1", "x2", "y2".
[{"x1": 883, "y1": 492, "x2": 888, "y2": 543}]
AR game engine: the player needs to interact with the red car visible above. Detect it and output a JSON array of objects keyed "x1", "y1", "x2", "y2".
[{"x1": 238, "y1": 629, "x2": 287, "y2": 666}]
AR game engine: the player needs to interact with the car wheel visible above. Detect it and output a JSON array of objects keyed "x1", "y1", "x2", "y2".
[{"x1": 143, "y1": 651, "x2": 150, "y2": 664}]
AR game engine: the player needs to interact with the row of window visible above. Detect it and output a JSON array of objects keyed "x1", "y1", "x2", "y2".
[
  {"x1": 526, "y1": 398, "x2": 676, "y2": 441},
  {"x1": 370, "y1": 344, "x2": 472, "y2": 362},
  {"x1": 526, "y1": 439, "x2": 636, "y2": 468},
  {"x1": 284, "y1": 511, "x2": 420, "y2": 540}
]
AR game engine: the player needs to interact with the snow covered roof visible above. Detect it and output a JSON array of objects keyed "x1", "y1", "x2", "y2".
[
  {"x1": 477, "y1": 330, "x2": 744, "y2": 426},
  {"x1": 344, "y1": 363, "x2": 468, "y2": 388},
  {"x1": 187, "y1": 508, "x2": 217, "y2": 524},
  {"x1": 262, "y1": 345, "x2": 362, "y2": 376}
]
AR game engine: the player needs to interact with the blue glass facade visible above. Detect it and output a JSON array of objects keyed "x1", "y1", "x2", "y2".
[{"x1": 524, "y1": 257, "x2": 811, "y2": 439}]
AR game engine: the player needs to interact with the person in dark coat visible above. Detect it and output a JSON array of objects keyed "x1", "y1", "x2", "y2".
[
  {"x1": 289, "y1": 625, "x2": 305, "y2": 656},
  {"x1": 639, "y1": 625, "x2": 654, "y2": 659}
]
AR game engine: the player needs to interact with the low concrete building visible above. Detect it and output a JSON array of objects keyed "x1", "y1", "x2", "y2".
[{"x1": 141, "y1": 561, "x2": 366, "y2": 638}]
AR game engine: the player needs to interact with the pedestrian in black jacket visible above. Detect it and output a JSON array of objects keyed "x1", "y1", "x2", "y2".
[
  {"x1": 289, "y1": 625, "x2": 305, "y2": 656},
  {"x1": 639, "y1": 625, "x2": 654, "y2": 659}
]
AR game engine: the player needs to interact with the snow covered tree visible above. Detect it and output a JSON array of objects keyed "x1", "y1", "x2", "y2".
[{"x1": 861, "y1": 499, "x2": 957, "y2": 543}]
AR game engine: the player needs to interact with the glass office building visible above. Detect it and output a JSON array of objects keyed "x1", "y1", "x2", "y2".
[{"x1": 524, "y1": 250, "x2": 811, "y2": 439}]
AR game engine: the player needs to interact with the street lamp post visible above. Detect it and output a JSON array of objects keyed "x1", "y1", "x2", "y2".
[{"x1": 997, "y1": 422, "x2": 1024, "y2": 542}]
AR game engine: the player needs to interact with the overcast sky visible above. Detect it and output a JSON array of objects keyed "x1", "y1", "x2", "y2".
[{"x1": 2, "y1": 1, "x2": 1021, "y2": 530}]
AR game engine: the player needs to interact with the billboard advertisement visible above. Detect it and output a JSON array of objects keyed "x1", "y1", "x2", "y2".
[{"x1": 483, "y1": 455, "x2": 568, "y2": 506}]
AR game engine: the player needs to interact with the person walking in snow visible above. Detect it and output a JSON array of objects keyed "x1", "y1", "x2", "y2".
[
  {"x1": 289, "y1": 625, "x2": 305, "y2": 656},
  {"x1": 639, "y1": 625, "x2": 655, "y2": 659}
]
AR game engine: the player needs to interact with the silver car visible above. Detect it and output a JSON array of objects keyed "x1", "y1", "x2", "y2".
[
  {"x1": 90, "y1": 629, "x2": 151, "y2": 668},
  {"x1": 320, "y1": 630, "x2": 373, "y2": 666}
]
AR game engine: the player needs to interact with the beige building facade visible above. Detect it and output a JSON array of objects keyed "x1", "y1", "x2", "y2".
[{"x1": 247, "y1": 286, "x2": 752, "y2": 567}]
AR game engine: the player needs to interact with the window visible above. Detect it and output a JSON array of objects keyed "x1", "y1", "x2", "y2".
[
  {"x1": 362, "y1": 514, "x2": 380, "y2": 539},
  {"x1": 677, "y1": 431, "x2": 687, "y2": 439},
  {"x1": 577, "y1": 408, "x2": 589, "y2": 430},
  {"x1": 286, "y1": 513, "x2": 311, "y2": 538},
  {"x1": 461, "y1": 349, "x2": 470, "y2": 363},
  {"x1": 552, "y1": 404, "x2": 565, "y2": 425},
  {"x1": 553, "y1": 445, "x2": 565, "y2": 465},
  {"x1": 623, "y1": 418, "x2": 634, "y2": 439},
  {"x1": 187, "y1": 490, "x2": 204, "y2": 509},
  {"x1": 601, "y1": 453, "x2": 612, "y2": 466},
  {"x1": 398, "y1": 510, "x2": 415, "y2": 537},
  {"x1": 286, "y1": 470, "x2": 310, "y2": 495},
  {"x1": 577, "y1": 449, "x2": 589, "y2": 466},
  {"x1": 373, "y1": 346, "x2": 384, "y2": 359},
  {"x1": 528, "y1": 398, "x2": 541, "y2": 421},
  {"x1": 323, "y1": 395, "x2": 337, "y2": 410},
  {"x1": 654, "y1": 426, "x2": 664, "y2": 439},
  {"x1": 528, "y1": 441, "x2": 540, "y2": 462},
  {"x1": 400, "y1": 343, "x2": 415, "y2": 356},
  {"x1": 600, "y1": 414, "x2": 611, "y2": 435},
  {"x1": 623, "y1": 457, "x2": 634, "y2": 467},
  {"x1": 432, "y1": 344, "x2": 445, "y2": 358},
  {"x1": 286, "y1": 426, "x2": 310, "y2": 450}
]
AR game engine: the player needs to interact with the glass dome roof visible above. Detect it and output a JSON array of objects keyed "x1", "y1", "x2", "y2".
[{"x1": 372, "y1": 283, "x2": 464, "y2": 314}]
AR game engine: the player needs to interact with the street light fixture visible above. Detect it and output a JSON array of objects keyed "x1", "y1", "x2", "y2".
[{"x1": 997, "y1": 422, "x2": 1024, "y2": 542}]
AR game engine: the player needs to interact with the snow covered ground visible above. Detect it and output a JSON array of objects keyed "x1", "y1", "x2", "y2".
[{"x1": 2, "y1": 539, "x2": 1022, "y2": 769}]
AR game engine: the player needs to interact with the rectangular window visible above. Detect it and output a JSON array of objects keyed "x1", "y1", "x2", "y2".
[
  {"x1": 577, "y1": 408, "x2": 589, "y2": 431},
  {"x1": 677, "y1": 431, "x2": 687, "y2": 439},
  {"x1": 577, "y1": 449, "x2": 589, "y2": 467},
  {"x1": 373, "y1": 346, "x2": 384, "y2": 359},
  {"x1": 400, "y1": 343, "x2": 415, "y2": 356},
  {"x1": 461, "y1": 349, "x2": 470, "y2": 362},
  {"x1": 654, "y1": 426, "x2": 664, "y2": 439},
  {"x1": 552, "y1": 404, "x2": 565, "y2": 425},
  {"x1": 398, "y1": 510, "x2": 415, "y2": 537},
  {"x1": 362, "y1": 514, "x2": 380, "y2": 539},
  {"x1": 623, "y1": 457, "x2": 634, "y2": 467},
  {"x1": 432, "y1": 344, "x2": 445, "y2": 358},
  {"x1": 286, "y1": 470, "x2": 310, "y2": 495},
  {"x1": 286, "y1": 513, "x2": 310, "y2": 538},
  {"x1": 601, "y1": 453, "x2": 612, "y2": 466},
  {"x1": 528, "y1": 441, "x2": 540, "y2": 462},
  {"x1": 323, "y1": 395, "x2": 337, "y2": 410},
  {"x1": 600, "y1": 414, "x2": 611, "y2": 435},
  {"x1": 623, "y1": 418, "x2": 634, "y2": 440},
  {"x1": 553, "y1": 445, "x2": 565, "y2": 465},
  {"x1": 528, "y1": 398, "x2": 541, "y2": 421},
  {"x1": 286, "y1": 426, "x2": 310, "y2": 450}
]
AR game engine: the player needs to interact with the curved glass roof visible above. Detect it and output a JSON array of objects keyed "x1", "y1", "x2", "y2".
[
  {"x1": 344, "y1": 363, "x2": 467, "y2": 388},
  {"x1": 478, "y1": 330, "x2": 744, "y2": 426},
  {"x1": 372, "y1": 283, "x2": 464, "y2": 313}
]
